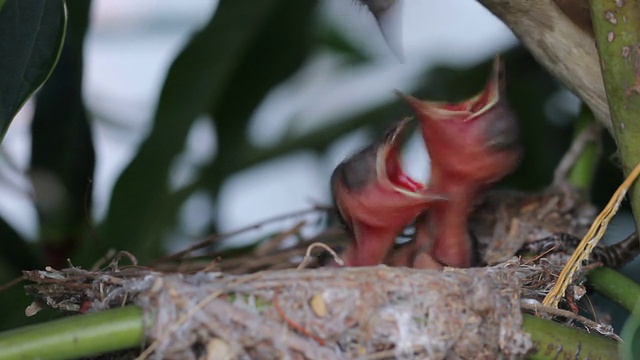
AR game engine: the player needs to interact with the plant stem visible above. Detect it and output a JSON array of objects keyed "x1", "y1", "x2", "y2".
[
  {"x1": 567, "y1": 105, "x2": 600, "y2": 194},
  {"x1": 0, "y1": 301, "x2": 624, "y2": 359},
  {"x1": 587, "y1": 267, "x2": 640, "y2": 313},
  {"x1": 0, "y1": 305, "x2": 144, "y2": 360},
  {"x1": 589, "y1": 0, "x2": 640, "y2": 231},
  {"x1": 522, "y1": 313, "x2": 619, "y2": 359}
]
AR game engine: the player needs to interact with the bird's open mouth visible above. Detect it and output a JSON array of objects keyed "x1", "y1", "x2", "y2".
[
  {"x1": 374, "y1": 118, "x2": 433, "y2": 197},
  {"x1": 397, "y1": 57, "x2": 503, "y2": 123}
]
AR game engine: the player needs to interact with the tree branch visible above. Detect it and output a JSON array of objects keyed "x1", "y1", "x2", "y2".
[{"x1": 479, "y1": 0, "x2": 611, "y2": 131}]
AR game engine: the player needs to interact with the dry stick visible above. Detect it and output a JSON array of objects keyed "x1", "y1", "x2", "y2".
[
  {"x1": 223, "y1": 249, "x2": 303, "y2": 274},
  {"x1": 156, "y1": 206, "x2": 329, "y2": 263},
  {"x1": 522, "y1": 245, "x2": 561, "y2": 265},
  {"x1": 553, "y1": 122, "x2": 602, "y2": 185},
  {"x1": 254, "y1": 221, "x2": 306, "y2": 257},
  {"x1": 520, "y1": 301, "x2": 620, "y2": 341},
  {"x1": 543, "y1": 161, "x2": 640, "y2": 308},
  {"x1": 585, "y1": 294, "x2": 599, "y2": 324},
  {"x1": 0, "y1": 275, "x2": 25, "y2": 292},
  {"x1": 297, "y1": 242, "x2": 344, "y2": 269},
  {"x1": 354, "y1": 345, "x2": 425, "y2": 360},
  {"x1": 209, "y1": 221, "x2": 307, "y2": 273},
  {"x1": 218, "y1": 228, "x2": 344, "y2": 273}
]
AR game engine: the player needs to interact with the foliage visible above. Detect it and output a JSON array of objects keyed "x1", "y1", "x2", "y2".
[
  {"x1": 0, "y1": 1, "x2": 638, "y2": 358},
  {"x1": 0, "y1": 0, "x2": 66, "y2": 141},
  {"x1": 589, "y1": 0, "x2": 640, "y2": 247}
]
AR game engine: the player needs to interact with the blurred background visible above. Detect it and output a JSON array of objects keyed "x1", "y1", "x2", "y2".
[
  {"x1": 2, "y1": 0, "x2": 518, "y2": 246},
  {"x1": 0, "y1": 0, "x2": 634, "y2": 330}
]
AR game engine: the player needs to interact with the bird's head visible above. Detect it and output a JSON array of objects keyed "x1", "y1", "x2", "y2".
[{"x1": 399, "y1": 57, "x2": 522, "y2": 187}]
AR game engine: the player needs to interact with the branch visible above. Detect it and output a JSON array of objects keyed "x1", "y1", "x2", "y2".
[
  {"x1": 0, "y1": 306, "x2": 144, "y2": 359},
  {"x1": 589, "y1": 0, "x2": 640, "y2": 233},
  {"x1": 522, "y1": 313, "x2": 618, "y2": 360},
  {"x1": 478, "y1": 0, "x2": 611, "y2": 131},
  {"x1": 587, "y1": 267, "x2": 640, "y2": 313}
]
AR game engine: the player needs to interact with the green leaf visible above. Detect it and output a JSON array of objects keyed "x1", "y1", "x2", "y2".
[
  {"x1": 0, "y1": 0, "x2": 67, "y2": 142},
  {"x1": 203, "y1": 0, "x2": 319, "y2": 191},
  {"x1": 0, "y1": 216, "x2": 39, "y2": 273},
  {"x1": 567, "y1": 105, "x2": 600, "y2": 194},
  {"x1": 98, "y1": 0, "x2": 318, "y2": 264},
  {"x1": 31, "y1": 0, "x2": 94, "y2": 269},
  {"x1": 622, "y1": 308, "x2": 640, "y2": 360}
]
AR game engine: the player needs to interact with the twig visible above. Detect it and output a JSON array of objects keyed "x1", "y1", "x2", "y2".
[
  {"x1": 214, "y1": 227, "x2": 343, "y2": 273},
  {"x1": 520, "y1": 300, "x2": 620, "y2": 341},
  {"x1": 297, "y1": 242, "x2": 344, "y2": 269},
  {"x1": 222, "y1": 249, "x2": 302, "y2": 274},
  {"x1": 155, "y1": 206, "x2": 329, "y2": 263},
  {"x1": 553, "y1": 122, "x2": 602, "y2": 186},
  {"x1": 254, "y1": 221, "x2": 306, "y2": 257},
  {"x1": 522, "y1": 244, "x2": 561, "y2": 265},
  {"x1": 0, "y1": 275, "x2": 25, "y2": 292},
  {"x1": 479, "y1": 0, "x2": 610, "y2": 129},
  {"x1": 543, "y1": 161, "x2": 640, "y2": 308},
  {"x1": 354, "y1": 345, "x2": 424, "y2": 360}
]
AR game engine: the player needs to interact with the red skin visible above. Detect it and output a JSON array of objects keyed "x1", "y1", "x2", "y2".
[
  {"x1": 402, "y1": 57, "x2": 522, "y2": 267},
  {"x1": 332, "y1": 58, "x2": 521, "y2": 269},
  {"x1": 331, "y1": 119, "x2": 445, "y2": 267}
]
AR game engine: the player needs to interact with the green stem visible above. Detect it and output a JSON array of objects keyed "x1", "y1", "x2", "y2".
[
  {"x1": 0, "y1": 302, "x2": 623, "y2": 359},
  {"x1": 589, "y1": 0, "x2": 640, "y2": 232},
  {"x1": 587, "y1": 267, "x2": 640, "y2": 313},
  {"x1": 567, "y1": 105, "x2": 600, "y2": 194},
  {"x1": 0, "y1": 305, "x2": 144, "y2": 360},
  {"x1": 522, "y1": 313, "x2": 619, "y2": 359}
]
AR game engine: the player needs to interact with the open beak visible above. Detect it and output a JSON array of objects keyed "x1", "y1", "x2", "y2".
[
  {"x1": 375, "y1": 118, "x2": 437, "y2": 197},
  {"x1": 331, "y1": 118, "x2": 445, "y2": 266},
  {"x1": 397, "y1": 56, "x2": 522, "y2": 268},
  {"x1": 398, "y1": 56, "x2": 521, "y2": 185}
]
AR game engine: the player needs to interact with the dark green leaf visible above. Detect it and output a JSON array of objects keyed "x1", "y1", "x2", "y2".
[
  {"x1": 0, "y1": 216, "x2": 39, "y2": 272},
  {"x1": 0, "y1": 0, "x2": 66, "y2": 142},
  {"x1": 99, "y1": 0, "x2": 318, "y2": 263},
  {"x1": 31, "y1": 1, "x2": 94, "y2": 269},
  {"x1": 203, "y1": 0, "x2": 319, "y2": 189},
  {"x1": 0, "y1": 216, "x2": 44, "y2": 332}
]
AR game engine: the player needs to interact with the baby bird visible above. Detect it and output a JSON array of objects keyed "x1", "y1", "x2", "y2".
[
  {"x1": 331, "y1": 118, "x2": 446, "y2": 266},
  {"x1": 400, "y1": 57, "x2": 522, "y2": 267}
]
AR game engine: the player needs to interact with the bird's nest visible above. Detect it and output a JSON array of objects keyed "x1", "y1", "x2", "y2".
[
  {"x1": 22, "y1": 202, "x2": 614, "y2": 360},
  {"x1": 21, "y1": 123, "x2": 621, "y2": 359},
  {"x1": 25, "y1": 257, "x2": 546, "y2": 359}
]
